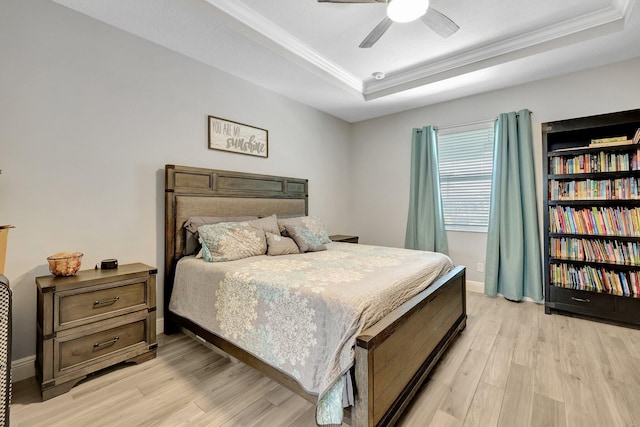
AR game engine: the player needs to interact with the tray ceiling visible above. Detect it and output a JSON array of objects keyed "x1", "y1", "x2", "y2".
[{"x1": 51, "y1": 0, "x2": 640, "y2": 122}]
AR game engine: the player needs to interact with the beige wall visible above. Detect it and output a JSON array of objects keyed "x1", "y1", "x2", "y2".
[
  {"x1": 349, "y1": 56, "x2": 640, "y2": 283},
  {"x1": 0, "y1": 0, "x2": 352, "y2": 360}
]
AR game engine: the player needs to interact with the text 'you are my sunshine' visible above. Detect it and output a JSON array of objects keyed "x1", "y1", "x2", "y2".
[{"x1": 211, "y1": 119, "x2": 266, "y2": 155}]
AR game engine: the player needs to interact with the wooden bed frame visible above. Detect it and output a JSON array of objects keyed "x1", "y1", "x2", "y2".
[{"x1": 164, "y1": 165, "x2": 467, "y2": 427}]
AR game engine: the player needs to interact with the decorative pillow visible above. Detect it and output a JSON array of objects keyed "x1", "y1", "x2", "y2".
[
  {"x1": 265, "y1": 232, "x2": 300, "y2": 256},
  {"x1": 284, "y1": 225, "x2": 328, "y2": 252},
  {"x1": 248, "y1": 215, "x2": 280, "y2": 236},
  {"x1": 276, "y1": 214, "x2": 304, "y2": 235},
  {"x1": 278, "y1": 216, "x2": 331, "y2": 245},
  {"x1": 183, "y1": 216, "x2": 258, "y2": 255},
  {"x1": 197, "y1": 221, "x2": 266, "y2": 262}
]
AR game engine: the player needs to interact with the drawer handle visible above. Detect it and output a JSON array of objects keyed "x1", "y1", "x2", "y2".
[
  {"x1": 94, "y1": 336, "x2": 119, "y2": 349},
  {"x1": 93, "y1": 296, "x2": 120, "y2": 307},
  {"x1": 571, "y1": 297, "x2": 591, "y2": 303}
]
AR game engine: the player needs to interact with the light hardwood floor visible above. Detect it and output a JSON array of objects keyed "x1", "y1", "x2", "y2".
[{"x1": 11, "y1": 292, "x2": 640, "y2": 426}]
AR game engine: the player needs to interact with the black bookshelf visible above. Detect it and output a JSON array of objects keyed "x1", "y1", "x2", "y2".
[{"x1": 543, "y1": 109, "x2": 640, "y2": 326}]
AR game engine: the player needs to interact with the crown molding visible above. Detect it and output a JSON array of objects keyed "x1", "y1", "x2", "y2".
[
  {"x1": 204, "y1": 0, "x2": 363, "y2": 94},
  {"x1": 205, "y1": 0, "x2": 635, "y2": 101},
  {"x1": 363, "y1": 0, "x2": 635, "y2": 98}
]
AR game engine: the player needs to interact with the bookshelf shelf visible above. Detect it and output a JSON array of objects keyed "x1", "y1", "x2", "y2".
[
  {"x1": 547, "y1": 199, "x2": 640, "y2": 207},
  {"x1": 549, "y1": 233, "x2": 640, "y2": 242},
  {"x1": 543, "y1": 109, "x2": 640, "y2": 325},
  {"x1": 549, "y1": 171, "x2": 640, "y2": 180},
  {"x1": 549, "y1": 258, "x2": 640, "y2": 270},
  {"x1": 548, "y1": 144, "x2": 639, "y2": 157}
]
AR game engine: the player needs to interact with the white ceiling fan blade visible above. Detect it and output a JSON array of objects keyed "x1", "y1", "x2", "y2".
[
  {"x1": 421, "y1": 7, "x2": 459, "y2": 38},
  {"x1": 359, "y1": 17, "x2": 393, "y2": 48}
]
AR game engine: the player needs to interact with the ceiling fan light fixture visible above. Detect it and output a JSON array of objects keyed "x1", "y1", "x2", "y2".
[{"x1": 387, "y1": 0, "x2": 429, "y2": 23}]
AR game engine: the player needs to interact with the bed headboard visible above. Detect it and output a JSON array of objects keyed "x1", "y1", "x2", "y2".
[{"x1": 164, "y1": 165, "x2": 308, "y2": 331}]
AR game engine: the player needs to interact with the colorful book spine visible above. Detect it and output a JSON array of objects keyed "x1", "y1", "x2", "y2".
[
  {"x1": 550, "y1": 237, "x2": 640, "y2": 265},
  {"x1": 550, "y1": 264, "x2": 640, "y2": 297},
  {"x1": 549, "y1": 148, "x2": 640, "y2": 174},
  {"x1": 549, "y1": 206, "x2": 640, "y2": 237},
  {"x1": 549, "y1": 177, "x2": 639, "y2": 201}
]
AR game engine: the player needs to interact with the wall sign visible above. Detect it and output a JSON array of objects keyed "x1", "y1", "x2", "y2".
[{"x1": 208, "y1": 116, "x2": 268, "y2": 158}]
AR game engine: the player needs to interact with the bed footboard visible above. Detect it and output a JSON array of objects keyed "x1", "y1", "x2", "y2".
[{"x1": 354, "y1": 265, "x2": 466, "y2": 427}]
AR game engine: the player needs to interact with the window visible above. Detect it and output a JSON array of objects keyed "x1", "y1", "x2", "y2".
[{"x1": 438, "y1": 123, "x2": 494, "y2": 232}]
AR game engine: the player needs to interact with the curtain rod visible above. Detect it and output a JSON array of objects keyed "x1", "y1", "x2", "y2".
[
  {"x1": 434, "y1": 118, "x2": 495, "y2": 131},
  {"x1": 416, "y1": 110, "x2": 533, "y2": 132},
  {"x1": 414, "y1": 118, "x2": 494, "y2": 133}
]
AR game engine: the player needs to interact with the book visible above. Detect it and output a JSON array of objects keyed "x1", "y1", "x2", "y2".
[
  {"x1": 633, "y1": 128, "x2": 640, "y2": 144},
  {"x1": 591, "y1": 136, "x2": 628, "y2": 144},
  {"x1": 588, "y1": 139, "x2": 633, "y2": 148}
]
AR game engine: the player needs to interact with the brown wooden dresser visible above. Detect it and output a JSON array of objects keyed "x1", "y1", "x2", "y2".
[{"x1": 36, "y1": 263, "x2": 157, "y2": 400}]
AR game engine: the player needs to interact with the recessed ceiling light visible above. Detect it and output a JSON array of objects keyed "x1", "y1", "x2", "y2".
[{"x1": 372, "y1": 72, "x2": 386, "y2": 80}]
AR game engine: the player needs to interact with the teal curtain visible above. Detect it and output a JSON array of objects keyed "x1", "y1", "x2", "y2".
[
  {"x1": 485, "y1": 110, "x2": 543, "y2": 301},
  {"x1": 405, "y1": 126, "x2": 448, "y2": 254}
]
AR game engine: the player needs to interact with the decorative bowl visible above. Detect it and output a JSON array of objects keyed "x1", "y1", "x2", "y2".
[{"x1": 47, "y1": 252, "x2": 83, "y2": 277}]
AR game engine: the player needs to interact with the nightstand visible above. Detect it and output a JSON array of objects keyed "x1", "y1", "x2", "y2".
[
  {"x1": 36, "y1": 263, "x2": 157, "y2": 400},
  {"x1": 330, "y1": 235, "x2": 359, "y2": 244}
]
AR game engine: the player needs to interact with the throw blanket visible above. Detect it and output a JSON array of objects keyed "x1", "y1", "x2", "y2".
[{"x1": 170, "y1": 243, "x2": 453, "y2": 423}]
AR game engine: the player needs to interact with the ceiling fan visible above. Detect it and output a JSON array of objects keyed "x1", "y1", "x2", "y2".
[{"x1": 318, "y1": 0, "x2": 459, "y2": 48}]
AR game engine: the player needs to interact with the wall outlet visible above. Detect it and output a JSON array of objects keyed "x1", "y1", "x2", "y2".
[{"x1": 476, "y1": 262, "x2": 484, "y2": 273}]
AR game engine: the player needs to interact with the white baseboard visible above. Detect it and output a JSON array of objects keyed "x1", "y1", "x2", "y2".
[
  {"x1": 465, "y1": 281, "x2": 543, "y2": 303},
  {"x1": 157, "y1": 316, "x2": 164, "y2": 335},
  {"x1": 11, "y1": 317, "x2": 166, "y2": 383},
  {"x1": 12, "y1": 355, "x2": 35, "y2": 383},
  {"x1": 467, "y1": 280, "x2": 484, "y2": 293}
]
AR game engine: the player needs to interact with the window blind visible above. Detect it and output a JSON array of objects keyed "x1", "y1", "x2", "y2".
[{"x1": 438, "y1": 126, "x2": 494, "y2": 231}]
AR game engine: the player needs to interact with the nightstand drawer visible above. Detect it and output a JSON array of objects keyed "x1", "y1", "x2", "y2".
[
  {"x1": 57, "y1": 278, "x2": 148, "y2": 330},
  {"x1": 58, "y1": 319, "x2": 146, "y2": 371}
]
